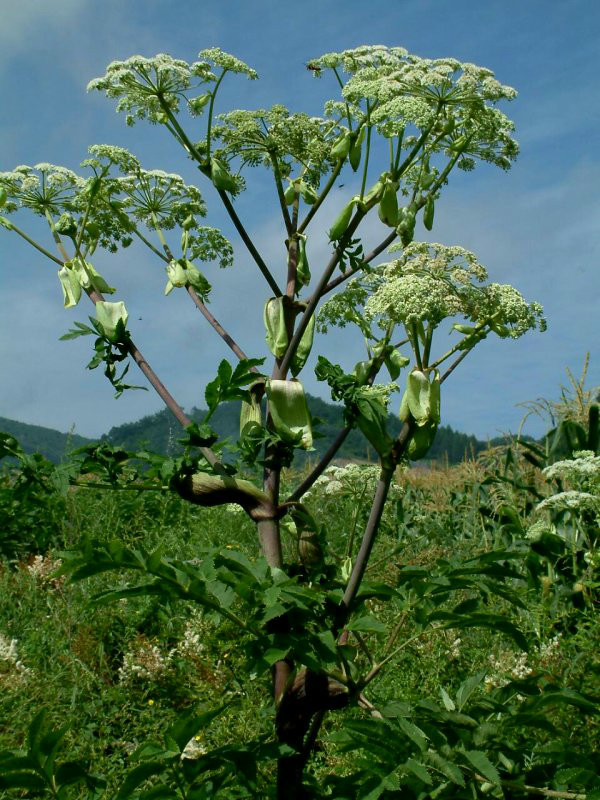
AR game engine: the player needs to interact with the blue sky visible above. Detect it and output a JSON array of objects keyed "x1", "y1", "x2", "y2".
[{"x1": 1, "y1": 0, "x2": 599, "y2": 441}]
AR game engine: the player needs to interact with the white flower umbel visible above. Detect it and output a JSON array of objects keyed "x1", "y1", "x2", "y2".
[
  {"x1": 536, "y1": 490, "x2": 598, "y2": 513},
  {"x1": 0, "y1": 633, "x2": 31, "y2": 685},
  {"x1": 87, "y1": 50, "x2": 255, "y2": 127},
  {"x1": 309, "y1": 45, "x2": 518, "y2": 170},
  {"x1": 543, "y1": 451, "x2": 600, "y2": 486}
]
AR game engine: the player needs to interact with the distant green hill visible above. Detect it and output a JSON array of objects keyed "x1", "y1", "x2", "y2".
[
  {"x1": 0, "y1": 416, "x2": 95, "y2": 463},
  {"x1": 102, "y1": 394, "x2": 487, "y2": 465},
  {"x1": 1, "y1": 394, "x2": 488, "y2": 466}
]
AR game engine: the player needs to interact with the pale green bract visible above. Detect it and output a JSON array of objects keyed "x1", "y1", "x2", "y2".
[{"x1": 95, "y1": 300, "x2": 129, "y2": 342}]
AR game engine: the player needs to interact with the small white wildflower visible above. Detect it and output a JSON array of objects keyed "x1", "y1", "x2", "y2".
[
  {"x1": 27, "y1": 554, "x2": 64, "y2": 588},
  {"x1": 0, "y1": 634, "x2": 31, "y2": 683},
  {"x1": 118, "y1": 638, "x2": 170, "y2": 684}
]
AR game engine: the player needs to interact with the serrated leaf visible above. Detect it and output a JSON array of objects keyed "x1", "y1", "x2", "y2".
[
  {"x1": 405, "y1": 758, "x2": 433, "y2": 785},
  {"x1": 462, "y1": 750, "x2": 500, "y2": 785},
  {"x1": 425, "y1": 751, "x2": 465, "y2": 786},
  {"x1": 397, "y1": 718, "x2": 428, "y2": 752},
  {"x1": 27, "y1": 710, "x2": 47, "y2": 759}
]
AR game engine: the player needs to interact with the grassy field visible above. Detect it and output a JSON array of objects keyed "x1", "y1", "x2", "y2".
[{"x1": 0, "y1": 447, "x2": 599, "y2": 797}]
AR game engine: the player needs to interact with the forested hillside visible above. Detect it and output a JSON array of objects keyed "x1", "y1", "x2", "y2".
[{"x1": 1, "y1": 395, "x2": 487, "y2": 466}]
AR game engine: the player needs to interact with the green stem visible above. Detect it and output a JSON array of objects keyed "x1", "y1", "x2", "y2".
[
  {"x1": 393, "y1": 129, "x2": 404, "y2": 173},
  {"x1": 44, "y1": 210, "x2": 71, "y2": 262},
  {"x1": 297, "y1": 159, "x2": 343, "y2": 235},
  {"x1": 333, "y1": 67, "x2": 353, "y2": 131},
  {"x1": 9, "y1": 222, "x2": 64, "y2": 266},
  {"x1": 427, "y1": 321, "x2": 489, "y2": 373},
  {"x1": 217, "y1": 189, "x2": 283, "y2": 296},
  {"x1": 277, "y1": 209, "x2": 366, "y2": 378},
  {"x1": 360, "y1": 628, "x2": 430, "y2": 689},
  {"x1": 151, "y1": 212, "x2": 175, "y2": 260},
  {"x1": 339, "y1": 466, "x2": 394, "y2": 617},
  {"x1": 156, "y1": 93, "x2": 281, "y2": 295},
  {"x1": 72, "y1": 481, "x2": 166, "y2": 491},
  {"x1": 411, "y1": 323, "x2": 423, "y2": 371},
  {"x1": 186, "y1": 286, "x2": 255, "y2": 365},
  {"x1": 271, "y1": 152, "x2": 294, "y2": 236},
  {"x1": 323, "y1": 227, "x2": 397, "y2": 294},
  {"x1": 359, "y1": 104, "x2": 372, "y2": 201},
  {"x1": 206, "y1": 69, "x2": 228, "y2": 160},
  {"x1": 132, "y1": 227, "x2": 169, "y2": 262},
  {"x1": 439, "y1": 348, "x2": 472, "y2": 384},
  {"x1": 395, "y1": 111, "x2": 440, "y2": 179},
  {"x1": 421, "y1": 324, "x2": 433, "y2": 368},
  {"x1": 286, "y1": 426, "x2": 353, "y2": 502}
]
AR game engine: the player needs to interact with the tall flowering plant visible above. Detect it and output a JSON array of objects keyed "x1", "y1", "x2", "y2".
[{"x1": 0, "y1": 46, "x2": 555, "y2": 798}]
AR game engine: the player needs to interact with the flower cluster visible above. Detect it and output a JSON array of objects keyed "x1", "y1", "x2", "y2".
[
  {"x1": 360, "y1": 242, "x2": 544, "y2": 339},
  {"x1": 170, "y1": 614, "x2": 206, "y2": 659},
  {"x1": 87, "y1": 54, "x2": 215, "y2": 126},
  {"x1": 0, "y1": 633, "x2": 31, "y2": 686},
  {"x1": 484, "y1": 650, "x2": 532, "y2": 690},
  {"x1": 0, "y1": 163, "x2": 84, "y2": 217},
  {"x1": 543, "y1": 450, "x2": 600, "y2": 487},
  {"x1": 536, "y1": 490, "x2": 598, "y2": 514},
  {"x1": 118, "y1": 637, "x2": 171, "y2": 684},
  {"x1": 213, "y1": 106, "x2": 337, "y2": 185},
  {"x1": 26, "y1": 554, "x2": 65, "y2": 589},
  {"x1": 305, "y1": 463, "x2": 404, "y2": 503},
  {"x1": 309, "y1": 45, "x2": 518, "y2": 169},
  {"x1": 87, "y1": 50, "x2": 255, "y2": 127},
  {"x1": 534, "y1": 451, "x2": 600, "y2": 516}
]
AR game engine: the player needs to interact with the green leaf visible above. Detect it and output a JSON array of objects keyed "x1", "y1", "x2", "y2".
[
  {"x1": 0, "y1": 771, "x2": 47, "y2": 791},
  {"x1": 425, "y1": 751, "x2": 465, "y2": 787},
  {"x1": 27, "y1": 710, "x2": 47, "y2": 761},
  {"x1": 204, "y1": 375, "x2": 221, "y2": 413},
  {"x1": 115, "y1": 761, "x2": 169, "y2": 800},
  {"x1": 405, "y1": 758, "x2": 433, "y2": 785},
  {"x1": 262, "y1": 646, "x2": 291, "y2": 666},
  {"x1": 217, "y1": 358, "x2": 233, "y2": 386},
  {"x1": 440, "y1": 687, "x2": 456, "y2": 711},
  {"x1": 533, "y1": 688, "x2": 598, "y2": 713},
  {"x1": 59, "y1": 321, "x2": 96, "y2": 340},
  {"x1": 179, "y1": 422, "x2": 218, "y2": 448},
  {"x1": 396, "y1": 718, "x2": 428, "y2": 752},
  {"x1": 54, "y1": 760, "x2": 91, "y2": 787},
  {"x1": 347, "y1": 615, "x2": 387, "y2": 634},
  {"x1": 456, "y1": 672, "x2": 486, "y2": 711},
  {"x1": 168, "y1": 704, "x2": 231, "y2": 752},
  {"x1": 462, "y1": 750, "x2": 500, "y2": 785}
]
